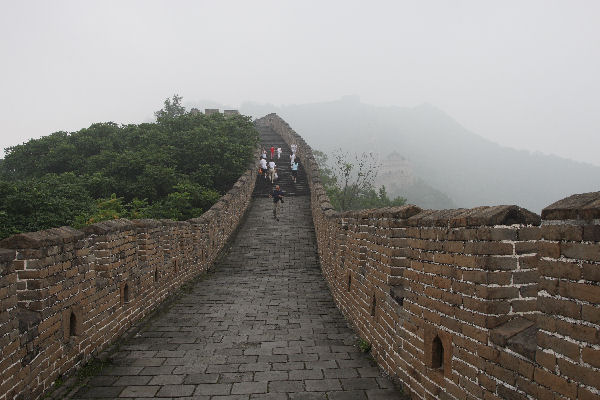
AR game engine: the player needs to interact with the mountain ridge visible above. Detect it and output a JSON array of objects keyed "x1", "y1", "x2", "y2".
[{"x1": 239, "y1": 98, "x2": 600, "y2": 213}]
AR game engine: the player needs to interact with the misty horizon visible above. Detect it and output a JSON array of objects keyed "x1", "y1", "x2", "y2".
[
  {"x1": 1, "y1": 1, "x2": 599, "y2": 168},
  {"x1": 4, "y1": 95, "x2": 597, "y2": 170}
]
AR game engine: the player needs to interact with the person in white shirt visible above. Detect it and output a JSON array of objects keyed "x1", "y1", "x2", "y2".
[
  {"x1": 277, "y1": 147, "x2": 282, "y2": 159},
  {"x1": 268, "y1": 160, "x2": 276, "y2": 183},
  {"x1": 290, "y1": 152, "x2": 295, "y2": 166},
  {"x1": 259, "y1": 158, "x2": 268, "y2": 179}
]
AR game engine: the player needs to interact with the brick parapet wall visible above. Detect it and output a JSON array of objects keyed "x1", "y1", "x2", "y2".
[
  {"x1": 0, "y1": 249, "x2": 18, "y2": 399},
  {"x1": 259, "y1": 113, "x2": 600, "y2": 400},
  {"x1": 0, "y1": 159, "x2": 258, "y2": 400}
]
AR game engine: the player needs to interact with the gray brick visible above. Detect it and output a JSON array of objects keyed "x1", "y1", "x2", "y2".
[
  {"x1": 220, "y1": 372, "x2": 255, "y2": 383},
  {"x1": 323, "y1": 368, "x2": 358, "y2": 379},
  {"x1": 156, "y1": 384, "x2": 196, "y2": 397},
  {"x1": 239, "y1": 362, "x2": 271, "y2": 372},
  {"x1": 207, "y1": 364, "x2": 241, "y2": 373},
  {"x1": 366, "y1": 389, "x2": 404, "y2": 399},
  {"x1": 328, "y1": 390, "x2": 367, "y2": 400},
  {"x1": 257, "y1": 355, "x2": 288, "y2": 363},
  {"x1": 272, "y1": 362, "x2": 305, "y2": 371},
  {"x1": 305, "y1": 379, "x2": 342, "y2": 391},
  {"x1": 194, "y1": 383, "x2": 233, "y2": 396},
  {"x1": 250, "y1": 394, "x2": 288, "y2": 400},
  {"x1": 139, "y1": 365, "x2": 176, "y2": 375},
  {"x1": 127, "y1": 357, "x2": 165, "y2": 367},
  {"x1": 305, "y1": 360, "x2": 337, "y2": 370},
  {"x1": 113, "y1": 375, "x2": 152, "y2": 386},
  {"x1": 289, "y1": 393, "x2": 327, "y2": 400},
  {"x1": 184, "y1": 373, "x2": 220, "y2": 384},
  {"x1": 173, "y1": 364, "x2": 208, "y2": 374},
  {"x1": 148, "y1": 374, "x2": 185, "y2": 385},
  {"x1": 155, "y1": 350, "x2": 187, "y2": 358},
  {"x1": 341, "y1": 378, "x2": 379, "y2": 390},
  {"x1": 102, "y1": 366, "x2": 144, "y2": 376},
  {"x1": 119, "y1": 385, "x2": 159, "y2": 397},
  {"x1": 86, "y1": 376, "x2": 118, "y2": 386},
  {"x1": 254, "y1": 371, "x2": 289, "y2": 381},
  {"x1": 289, "y1": 353, "x2": 318, "y2": 362},
  {"x1": 74, "y1": 386, "x2": 123, "y2": 398},
  {"x1": 289, "y1": 369, "x2": 323, "y2": 380},
  {"x1": 357, "y1": 367, "x2": 380, "y2": 378},
  {"x1": 269, "y1": 380, "x2": 305, "y2": 392},
  {"x1": 231, "y1": 382, "x2": 268, "y2": 394}
]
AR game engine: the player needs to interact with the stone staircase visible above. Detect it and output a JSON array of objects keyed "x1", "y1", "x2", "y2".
[{"x1": 252, "y1": 125, "x2": 309, "y2": 198}]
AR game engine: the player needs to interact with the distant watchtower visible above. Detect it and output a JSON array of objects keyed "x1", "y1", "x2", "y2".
[{"x1": 224, "y1": 110, "x2": 240, "y2": 117}]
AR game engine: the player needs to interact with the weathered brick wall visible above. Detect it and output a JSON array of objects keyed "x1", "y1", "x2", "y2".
[
  {"x1": 533, "y1": 195, "x2": 600, "y2": 399},
  {"x1": 0, "y1": 162, "x2": 257, "y2": 400},
  {"x1": 0, "y1": 249, "x2": 18, "y2": 398},
  {"x1": 260, "y1": 113, "x2": 600, "y2": 400}
]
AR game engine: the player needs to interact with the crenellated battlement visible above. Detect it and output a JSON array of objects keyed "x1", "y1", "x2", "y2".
[{"x1": 258, "y1": 113, "x2": 600, "y2": 400}]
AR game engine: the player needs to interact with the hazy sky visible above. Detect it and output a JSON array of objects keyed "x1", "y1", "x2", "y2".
[{"x1": 1, "y1": 0, "x2": 599, "y2": 166}]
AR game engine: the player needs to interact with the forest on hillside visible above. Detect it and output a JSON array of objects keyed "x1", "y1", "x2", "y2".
[{"x1": 0, "y1": 103, "x2": 258, "y2": 239}]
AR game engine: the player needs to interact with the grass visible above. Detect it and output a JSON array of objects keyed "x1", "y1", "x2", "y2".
[
  {"x1": 77, "y1": 357, "x2": 112, "y2": 381},
  {"x1": 357, "y1": 337, "x2": 372, "y2": 353}
]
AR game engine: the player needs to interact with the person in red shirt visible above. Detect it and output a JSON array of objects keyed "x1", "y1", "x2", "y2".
[{"x1": 270, "y1": 146, "x2": 275, "y2": 159}]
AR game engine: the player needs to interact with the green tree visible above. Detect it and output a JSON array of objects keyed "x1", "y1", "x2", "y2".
[
  {"x1": 314, "y1": 149, "x2": 406, "y2": 211},
  {"x1": 154, "y1": 94, "x2": 186, "y2": 121},
  {"x1": 0, "y1": 99, "x2": 259, "y2": 239}
]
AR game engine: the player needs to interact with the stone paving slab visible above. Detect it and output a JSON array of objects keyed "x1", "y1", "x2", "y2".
[{"x1": 70, "y1": 195, "x2": 405, "y2": 399}]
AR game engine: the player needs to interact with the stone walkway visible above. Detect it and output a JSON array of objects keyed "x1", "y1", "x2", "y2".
[{"x1": 71, "y1": 195, "x2": 403, "y2": 399}]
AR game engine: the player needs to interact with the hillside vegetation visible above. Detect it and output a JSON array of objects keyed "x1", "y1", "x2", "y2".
[
  {"x1": 0, "y1": 109, "x2": 258, "y2": 239},
  {"x1": 313, "y1": 149, "x2": 406, "y2": 211}
]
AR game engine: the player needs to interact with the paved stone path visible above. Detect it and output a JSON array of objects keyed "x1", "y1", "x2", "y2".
[{"x1": 71, "y1": 149, "x2": 403, "y2": 400}]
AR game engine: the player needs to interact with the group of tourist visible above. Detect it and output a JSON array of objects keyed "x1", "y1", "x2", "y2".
[
  {"x1": 259, "y1": 155, "x2": 278, "y2": 183},
  {"x1": 259, "y1": 142, "x2": 300, "y2": 221},
  {"x1": 259, "y1": 143, "x2": 300, "y2": 185}
]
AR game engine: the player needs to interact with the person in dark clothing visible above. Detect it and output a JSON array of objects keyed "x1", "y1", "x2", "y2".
[{"x1": 269, "y1": 184, "x2": 284, "y2": 221}]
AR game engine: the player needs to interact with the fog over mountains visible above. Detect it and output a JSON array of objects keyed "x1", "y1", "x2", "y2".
[{"x1": 239, "y1": 97, "x2": 600, "y2": 213}]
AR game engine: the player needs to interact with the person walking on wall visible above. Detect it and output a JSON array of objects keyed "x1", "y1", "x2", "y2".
[
  {"x1": 270, "y1": 184, "x2": 285, "y2": 221},
  {"x1": 291, "y1": 159, "x2": 299, "y2": 183},
  {"x1": 268, "y1": 160, "x2": 276, "y2": 183},
  {"x1": 277, "y1": 147, "x2": 282, "y2": 159},
  {"x1": 259, "y1": 157, "x2": 268, "y2": 179},
  {"x1": 270, "y1": 146, "x2": 275, "y2": 159}
]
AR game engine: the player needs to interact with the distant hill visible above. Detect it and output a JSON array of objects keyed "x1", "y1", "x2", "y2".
[
  {"x1": 241, "y1": 97, "x2": 600, "y2": 213},
  {"x1": 375, "y1": 151, "x2": 456, "y2": 209}
]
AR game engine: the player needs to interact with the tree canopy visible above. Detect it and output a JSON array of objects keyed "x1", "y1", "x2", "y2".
[
  {"x1": 154, "y1": 94, "x2": 186, "y2": 121},
  {"x1": 0, "y1": 101, "x2": 258, "y2": 239}
]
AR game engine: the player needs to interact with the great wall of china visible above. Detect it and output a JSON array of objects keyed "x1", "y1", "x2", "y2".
[{"x1": 1, "y1": 113, "x2": 599, "y2": 399}]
